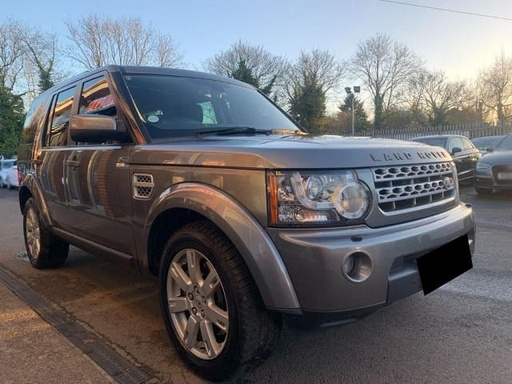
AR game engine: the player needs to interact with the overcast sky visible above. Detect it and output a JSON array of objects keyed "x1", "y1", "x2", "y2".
[{"x1": 3, "y1": 0, "x2": 512, "y2": 83}]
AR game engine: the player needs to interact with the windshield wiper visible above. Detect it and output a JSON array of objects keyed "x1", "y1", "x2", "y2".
[{"x1": 194, "y1": 126, "x2": 273, "y2": 137}]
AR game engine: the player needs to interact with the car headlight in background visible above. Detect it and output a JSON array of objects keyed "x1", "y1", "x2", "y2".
[
  {"x1": 475, "y1": 162, "x2": 491, "y2": 170},
  {"x1": 267, "y1": 170, "x2": 371, "y2": 226}
]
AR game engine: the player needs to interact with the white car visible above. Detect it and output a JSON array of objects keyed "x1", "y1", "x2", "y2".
[{"x1": 0, "y1": 159, "x2": 19, "y2": 189}]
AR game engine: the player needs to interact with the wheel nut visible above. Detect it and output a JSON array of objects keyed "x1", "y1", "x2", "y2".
[
  {"x1": 201, "y1": 310, "x2": 205, "y2": 318},
  {"x1": 188, "y1": 293, "x2": 194, "y2": 300},
  {"x1": 192, "y1": 308, "x2": 197, "y2": 315}
]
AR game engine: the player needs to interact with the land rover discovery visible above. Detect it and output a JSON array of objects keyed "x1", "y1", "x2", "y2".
[{"x1": 17, "y1": 65, "x2": 476, "y2": 381}]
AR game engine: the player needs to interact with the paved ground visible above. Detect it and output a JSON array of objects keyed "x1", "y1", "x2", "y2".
[
  {"x1": 0, "y1": 275, "x2": 114, "y2": 384},
  {"x1": 1, "y1": 186, "x2": 511, "y2": 384}
]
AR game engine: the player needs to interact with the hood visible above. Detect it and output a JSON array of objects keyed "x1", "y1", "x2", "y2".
[
  {"x1": 479, "y1": 150, "x2": 512, "y2": 165},
  {"x1": 131, "y1": 134, "x2": 452, "y2": 169}
]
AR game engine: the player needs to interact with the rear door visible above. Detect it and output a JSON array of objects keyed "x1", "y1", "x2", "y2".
[
  {"x1": 39, "y1": 86, "x2": 77, "y2": 227},
  {"x1": 63, "y1": 74, "x2": 134, "y2": 256}
]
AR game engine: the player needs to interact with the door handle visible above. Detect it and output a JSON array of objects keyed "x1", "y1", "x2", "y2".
[{"x1": 65, "y1": 159, "x2": 80, "y2": 168}]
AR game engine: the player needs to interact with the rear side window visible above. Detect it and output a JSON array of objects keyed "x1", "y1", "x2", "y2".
[
  {"x1": 80, "y1": 75, "x2": 116, "y2": 117},
  {"x1": 461, "y1": 137, "x2": 475, "y2": 151},
  {"x1": 47, "y1": 87, "x2": 76, "y2": 147}
]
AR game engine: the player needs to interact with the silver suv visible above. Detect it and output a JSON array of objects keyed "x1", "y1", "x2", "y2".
[{"x1": 18, "y1": 65, "x2": 476, "y2": 381}]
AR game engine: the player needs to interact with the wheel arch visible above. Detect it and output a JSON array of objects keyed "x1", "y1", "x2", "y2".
[
  {"x1": 18, "y1": 176, "x2": 52, "y2": 226},
  {"x1": 144, "y1": 183, "x2": 300, "y2": 311}
]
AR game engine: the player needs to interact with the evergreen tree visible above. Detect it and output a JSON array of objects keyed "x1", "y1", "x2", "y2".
[
  {"x1": 230, "y1": 59, "x2": 260, "y2": 88},
  {"x1": 289, "y1": 78, "x2": 326, "y2": 132},
  {"x1": 0, "y1": 85, "x2": 25, "y2": 157}
]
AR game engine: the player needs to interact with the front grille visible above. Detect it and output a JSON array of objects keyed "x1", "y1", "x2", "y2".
[
  {"x1": 492, "y1": 165, "x2": 512, "y2": 185},
  {"x1": 372, "y1": 162, "x2": 456, "y2": 212},
  {"x1": 133, "y1": 173, "x2": 154, "y2": 199}
]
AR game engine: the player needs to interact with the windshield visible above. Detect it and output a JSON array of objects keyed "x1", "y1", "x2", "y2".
[
  {"x1": 123, "y1": 74, "x2": 300, "y2": 139},
  {"x1": 472, "y1": 136, "x2": 504, "y2": 150},
  {"x1": 495, "y1": 135, "x2": 512, "y2": 151}
]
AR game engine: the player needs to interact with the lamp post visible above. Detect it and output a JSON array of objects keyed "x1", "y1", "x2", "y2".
[{"x1": 345, "y1": 86, "x2": 360, "y2": 136}]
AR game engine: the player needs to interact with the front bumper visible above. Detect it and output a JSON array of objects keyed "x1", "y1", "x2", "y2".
[{"x1": 268, "y1": 203, "x2": 475, "y2": 318}]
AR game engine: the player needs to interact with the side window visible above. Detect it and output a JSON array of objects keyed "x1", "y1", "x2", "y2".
[
  {"x1": 47, "y1": 87, "x2": 76, "y2": 147},
  {"x1": 80, "y1": 75, "x2": 116, "y2": 117},
  {"x1": 448, "y1": 137, "x2": 464, "y2": 153},
  {"x1": 461, "y1": 138, "x2": 475, "y2": 150}
]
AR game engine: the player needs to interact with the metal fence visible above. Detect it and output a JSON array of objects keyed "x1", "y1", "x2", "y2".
[{"x1": 358, "y1": 123, "x2": 512, "y2": 140}]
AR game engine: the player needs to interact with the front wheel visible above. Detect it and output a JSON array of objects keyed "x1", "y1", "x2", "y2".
[
  {"x1": 23, "y1": 198, "x2": 69, "y2": 269},
  {"x1": 159, "y1": 221, "x2": 281, "y2": 381}
]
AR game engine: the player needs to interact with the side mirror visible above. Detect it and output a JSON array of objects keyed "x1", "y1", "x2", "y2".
[
  {"x1": 70, "y1": 114, "x2": 126, "y2": 143},
  {"x1": 451, "y1": 147, "x2": 462, "y2": 155}
]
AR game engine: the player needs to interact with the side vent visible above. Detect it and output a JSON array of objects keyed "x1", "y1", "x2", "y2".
[{"x1": 133, "y1": 173, "x2": 154, "y2": 200}]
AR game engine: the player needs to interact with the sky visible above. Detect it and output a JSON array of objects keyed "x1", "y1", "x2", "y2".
[{"x1": 3, "y1": 0, "x2": 512, "y2": 84}]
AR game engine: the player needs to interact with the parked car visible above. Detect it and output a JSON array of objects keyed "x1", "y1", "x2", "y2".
[
  {"x1": 17, "y1": 65, "x2": 476, "y2": 381},
  {"x1": 474, "y1": 133, "x2": 512, "y2": 194},
  {"x1": 471, "y1": 135, "x2": 506, "y2": 155},
  {"x1": 411, "y1": 135, "x2": 480, "y2": 183},
  {"x1": 0, "y1": 159, "x2": 18, "y2": 189}
]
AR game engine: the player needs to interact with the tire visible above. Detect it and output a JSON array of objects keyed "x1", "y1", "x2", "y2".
[
  {"x1": 23, "y1": 198, "x2": 69, "y2": 269},
  {"x1": 475, "y1": 187, "x2": 493, "y2": 195},
  {"x1": 159, "y1": 221, "x2": 281, "y2": 381}
]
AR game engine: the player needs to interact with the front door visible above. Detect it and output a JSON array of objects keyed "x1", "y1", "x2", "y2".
[
  {"x1": 63, "y1": 74, "x2": 134, "y2": 256},
  {"x1": 65, "y1": 145, "x2": 133, "y2": 255}
]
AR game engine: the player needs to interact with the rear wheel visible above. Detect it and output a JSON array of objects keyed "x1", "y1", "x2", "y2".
[
  {"x1": 23, "y1": 198, "x2": 69, "y2": 269},
  {"x1": 159, "y1": 221, "x2": 281, "y2": 381}
]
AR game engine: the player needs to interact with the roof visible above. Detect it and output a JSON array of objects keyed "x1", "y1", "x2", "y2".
[{"x1": 37, "y1": 65, "x2": 253, "y2": 100}]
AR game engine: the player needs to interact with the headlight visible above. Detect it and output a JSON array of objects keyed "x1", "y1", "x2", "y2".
[
  {"x1": 268, "y1": 170, "x2": 371, "y2": 226},
  {"x1": 476, "y1": 162, "x2": 491, "y2": 170}
]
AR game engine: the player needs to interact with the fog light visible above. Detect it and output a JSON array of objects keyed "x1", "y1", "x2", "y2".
[{"x1": 343, "y1": 251, "x2": 372, "y2": 282}]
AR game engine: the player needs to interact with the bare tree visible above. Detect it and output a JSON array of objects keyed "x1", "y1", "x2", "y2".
[
  {"x1": 477, "y1": 52, "x2": 512, "y2": 127},
  {"x1": 407, "y1": 70, "x2": 468, "y2": 126},
  {"x1": 0, "y1": 19, "x2": 25, "y2": 90},
  {"x1": 204, "y1": 40, "x2": 288, "y2": 97},
  {"x1": 287, "y1": 49, "x2": 345, "y2": 94},
  {"x1": 286, "y1": 49, "x2": 346, "y2": 132},
  {"x1": 65, "y1": 15, "x2": 183, "y2": 70},
  {"x1": 349, "y1": 34, "x2": 423, "y2": 130},
  {"x1": 18, "y1": 26, "x2": 68, "y2": 97}
]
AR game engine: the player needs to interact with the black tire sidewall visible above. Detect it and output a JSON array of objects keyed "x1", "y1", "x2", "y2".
[
  {"x1": 23, "y1": 198, "x2": 45, "y2": 268},
  {"x1": 159, "y1": 224, "x2": 243, "y2": 380},
  {"x1": 23, "y1": 198, "x2": 68, "y2": 269}
]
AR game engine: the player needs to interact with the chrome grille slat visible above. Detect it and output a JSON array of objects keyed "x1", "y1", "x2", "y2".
[{"x1": 372, "y1": 162, "x2": 455, "y2": 212}]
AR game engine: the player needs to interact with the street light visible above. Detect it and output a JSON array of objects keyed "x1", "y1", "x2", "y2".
[{"x1": 345, "y1": 86, "x2": 360, "y2": 136}]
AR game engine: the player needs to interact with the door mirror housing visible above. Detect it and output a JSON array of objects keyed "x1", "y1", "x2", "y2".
[
  {"x1": 451, "y1": 147, "x2": 462, "y2": 155},
  {"x1": 70, "y1": 114, "x2": 127, "y2": 143}
]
